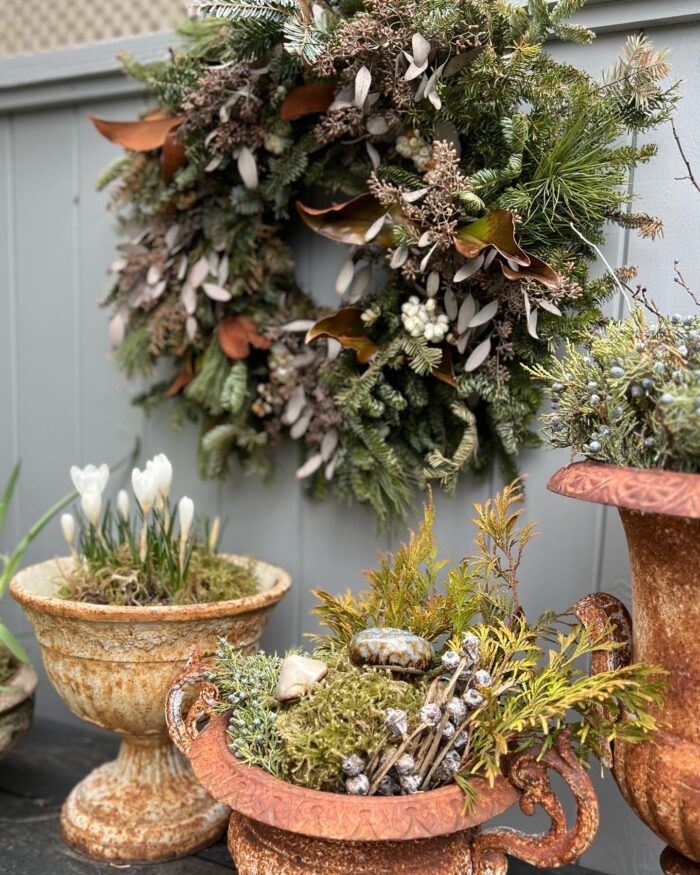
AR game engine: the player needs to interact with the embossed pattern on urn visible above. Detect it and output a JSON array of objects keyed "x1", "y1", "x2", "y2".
[{"x1": 349, "y1": 627, "x2": 434, "y2": 672}]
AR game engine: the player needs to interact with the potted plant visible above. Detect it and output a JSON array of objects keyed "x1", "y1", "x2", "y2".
[
  {"x1": 530, "y1": 307, "x2": 700, "y2": 873},
  {"x1": 10, "y1": 453, "x2": 291, "y2": 865},
  {"x1": 166, "y1": 482, "x2": 662, "y2": 874},
  {"x1": 1, "y1": 462, "x2": 77, "y2": 757}
]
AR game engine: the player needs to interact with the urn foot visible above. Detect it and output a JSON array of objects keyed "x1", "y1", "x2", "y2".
[
  {"x1": 662, "y1": 847, "x2": 700, "y2": 875},
  {"x1": 228, "y1": 810, "x2": 476, "y2": 875},
  {"x1": 61, "y1": 733, "x2": 228, "y2": 863}
]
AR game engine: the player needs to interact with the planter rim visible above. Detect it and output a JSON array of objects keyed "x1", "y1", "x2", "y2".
[
  {"x1": 547, "y1": 461, "x2": 700, "y2": 519},
  {"x1": 187, "y1": 713, "x2": 519, "y2": 843},
  {"x1": 0, "y1": 662, "x2": 38, "y2": 712},
  {"x1": 10, "y1": 554, "x2": 291, "y2": 622}
]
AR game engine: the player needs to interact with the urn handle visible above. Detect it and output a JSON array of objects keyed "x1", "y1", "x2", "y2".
[
  {"x1": 165, "y1": 645, "x2": 221, "y2": 757},
  {"x1": 473, "y1": 730, "x2": 599, "y2": 873}
]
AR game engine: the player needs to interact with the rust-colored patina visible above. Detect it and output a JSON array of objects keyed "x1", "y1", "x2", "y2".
[
  {"x1": 549, "y1": 461, "x2": 700, "y2": 873},
  {"x1": 0, "y1": 661, "x2": 37, "y2": 758},
  {"x1": 166, "y1": 652, "x2": 600, "y2": 874},
  {"x1": 10, "y1": 554, "x2": 291, "y2": 864}
]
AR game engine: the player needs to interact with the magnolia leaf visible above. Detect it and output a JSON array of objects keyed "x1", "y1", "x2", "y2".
[
  {"x1": 90, "y1": 113, "x2": 184, "y2": 151},
  {"x1": 468, "y1": 299, "x2": 498, "y2": 328},
  {"x1": 465, "y1": 335, "x2": 492, "y2": 372},
  {"x1": 297, "y1": 194, "x2": 396, "y2": 247},
  {"x1": 237, "y1": 146, "x2": 259, "y2": 190},
  {"x1": 296, "y1": 452, "x2": 324, "y2": 479},
  {"x1": 539, "y1": 299, "x2": 563, "y2": 316},
  {"x1": 457, "y1": 294, "x2": 476, "y2": 333},
  {"x1": 218, "y1": 315, "x2": 271, "y2": 359},
  {"x1": 203, "y1": 283, "x2": 232, "y2": 303},
  {"x1": 454, "y1": 209, "x2": 529, "y2": 263},
  {"x1": 432, "y1": 345, "x2": 457, "y2": 387},
  {"x1": 165, "y1": 362, "x2": 194, "y2": 398},
  {"x1": 412, "y1": 33, "x2": 431, "y2": 67},
  {"x1": 500, "y1": 253, "x2": 561, "y2": 290},
  {"x1": 280, "y1": 83, "x2": 335, "y2": 121},
  {"x1": 454, "y1": 253, "x2": 485, "y2": 282},
  {"x1": 354, "y1": 66, "x2": 372, "y2": 108},
  {"x1": 161, "y1": 130, "x2": 187, "y2": 183},
  {"x1": 335, "y1": 257, "x2": 355, "y2": 295},
  {"x1": 306, "y1": 308, "x2": 379, "y2": 364}
]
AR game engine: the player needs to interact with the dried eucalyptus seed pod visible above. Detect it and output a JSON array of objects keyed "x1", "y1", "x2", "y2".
[
  {"x1": 453, "y1": 730, "x2": 469, "y2": 751},
  {"x1": 446, "y1": 697, "x2": 466, "y2": 722},
  {"x1": 436, "y1": 750, "x2": 461, "y2": 782},
  {"x1": 441, "y1": 720, "x2": 456, "y2": 739},
  {"x1": 419, "y1": 703, "x2": 442, "y2": 726},
  {"x1": 342, "y1": 754, "x2": 366, "y2": 777},
  {"x1": 441, "y1": 650, "x2": 460, "y2": 671},
  {"x1": 395, "y1": 753, "x2": 416, "y2": 776},
  {"x1": 377, "y1": 774, "x2": 400, "y2": 796},
  {"x1": 474, "y1": 668, "x2": 492, "y2": 688},
  {"x1": 463, "y1": 688, "x2": 484, "y2": 709},
  {"x1": 460, "y1": 632, "x2": 480, "y2": 664},
  {"x1": 345, "y1": 774, "x2": 370, "y2": 795},
  {"x1": 399, "y1": 774, "x2": 422, "y2": 795},
  {"x1": 385, "y1": 707, "x2": 409, "y2": 738}
]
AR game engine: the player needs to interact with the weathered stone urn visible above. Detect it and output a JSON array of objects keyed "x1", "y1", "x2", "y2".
[
  {"x1": 0, "y1": 658, "x2": 37, "y2": 757},
  {"x1": 10, "y1": 554, "x2": 291, "y2": 864},
  {"x1": 165, "y1": 651, "x2": 601, "y2": 875},
  {"x1": 549, "y1": 462, "x2": 700, "y2": 875}
]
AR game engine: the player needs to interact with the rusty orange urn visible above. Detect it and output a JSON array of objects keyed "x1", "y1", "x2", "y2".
[
  {"x1": 10, "y1": 554, "x2": 291, "y2": 865},
  {"x1": 549, "y1": 462, "x2": 700, "y2": 875},
  {"x1": 165, "y1": 652, "x2": 602, "y2": 875}
]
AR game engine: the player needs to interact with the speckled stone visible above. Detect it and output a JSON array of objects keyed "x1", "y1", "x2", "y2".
[{"x1": 348, "y1": 627, "x2": 434, "y2": 672}]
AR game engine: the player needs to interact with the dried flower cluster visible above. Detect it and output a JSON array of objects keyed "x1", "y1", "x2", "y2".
[
  {"x1": 96, "y1": 0, "x2": 678, "y2": 522},
  {"x1": 210, "y1": 482, "x2": 664, "y2": 799}
]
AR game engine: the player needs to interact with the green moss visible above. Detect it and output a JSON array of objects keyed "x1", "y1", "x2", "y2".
[
  {"x1": 276, "y1": 648, "x2": 427, "y2": 792},
  {"x1": 58, "y1": 546, "x2": 260, "y2": 606},
  {"x1": 0, "y1": 646, "x2": 16, "y2": 686}
]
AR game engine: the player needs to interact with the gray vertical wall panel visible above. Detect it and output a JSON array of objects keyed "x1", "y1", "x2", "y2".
[{"x1": 0, "y1": 9, "x2": 698, "y2": 872}]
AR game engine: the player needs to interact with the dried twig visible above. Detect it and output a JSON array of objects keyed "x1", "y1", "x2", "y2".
[
  {"x1": 673, "y1": 261, "x2": 700, "y2": 308},
  {"x1": 671, "y1": 118, "x2": 700, "y2": 195}
]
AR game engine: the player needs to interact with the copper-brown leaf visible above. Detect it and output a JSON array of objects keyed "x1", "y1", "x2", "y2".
[
  {"x1": 306, "y1": 308, "x2": 379, "y2": 364},
  {"x1": 454, "y1": 209, "x2": 529, "y2": 264},
  {"x1": 432, "y1": 345, "x2": 457, "y2": 387},
  {"x1": 165, "y1": 362, "x2": 193, "y2": 397},
  {"x1": 161, "y1": 130, "x2": 188, "y2": 183},
  {"x1": 281, "y1": 83, "x2": 336, "y2": 121},
  {"x1": 499, "y1": 253, "x2": 561, "y2": 291},
  {"x1": 90, "y1": 113, "x2": 185, "y2": 152},
  {"x1": 297, "y1": 194, "x2": 397, "y2": 247},
  {"x1": 218, "y1": 316, "x2": 271, "y2": 360}
]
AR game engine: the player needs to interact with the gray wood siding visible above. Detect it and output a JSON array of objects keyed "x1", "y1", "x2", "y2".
[{"x1": 1, "y1": 5, "x2": 699, "y2": 871}]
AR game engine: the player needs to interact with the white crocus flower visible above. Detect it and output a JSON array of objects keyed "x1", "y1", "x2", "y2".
[
  {"x1": 61, "y1": 513, "x2": 75, "y2": 548},
  {"x1": 70, "y1": 463, "x2": 109, "y2": 498},
  {"x1": 178, "y1": 497, "x2": 195, "y2": 542},
  {"x1": 81, "y1": 490, "x2": 102, "y2": 528},
  {"x1": 131, "y1": 467, "x2": 157, "y2": 517},
  {"x1": 150, "y1": 454, "x2": 173, "y2": 500},
  {"x1": 117, "y1": 489, "x2": 130, "y2": 522}
]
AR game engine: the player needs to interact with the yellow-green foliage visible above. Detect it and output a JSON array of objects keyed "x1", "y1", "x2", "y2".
[
  {"x1": 275, "y1": 649, "x2": 427, "y2": 792},
  {"x1": 59, "y1": 546, "x2": 259, "y2": 606}
]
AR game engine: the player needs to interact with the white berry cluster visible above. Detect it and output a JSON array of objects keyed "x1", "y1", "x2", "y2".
[
  {"x1": 401, "y1": 295, "x2": 449, "y2": 342},
  {"x1": 264, "y1": 132, "x2": 290, "y2": 155},
  {"x1": 395, "y1": 132, "x2": 432, "y2": 171}
]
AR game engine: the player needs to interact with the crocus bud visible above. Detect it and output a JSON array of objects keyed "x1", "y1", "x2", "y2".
[
  {"x1": 149, "y1": 453, "x2": 173, "y2": 500},
  {"x1": 131, "y1": 467, "x2": 157, "y2": 516},
  {"x1": 81, "y1": 490, "x2": 102, "y2": 527},
  {"x1": 178, "y1": 496, "x2": 195, "y2": 541},
  {"x1": 61, "y1": 513, "x2": 75, "y2": 547},
  {"x1": 117, "y1": 489, "x2": 130, "y2": 522}
]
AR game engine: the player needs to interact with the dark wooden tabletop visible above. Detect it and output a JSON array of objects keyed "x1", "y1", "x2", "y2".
[{"x1": 0, "y1": 718, "x2": 603, "y2": 874}]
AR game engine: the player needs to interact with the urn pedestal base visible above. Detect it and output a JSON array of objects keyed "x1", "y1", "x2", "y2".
[
  {"x1": 61, "y1": 734, "x2": 228, "y2": 863},
  {"x1": 228, "y1": 811, "x2": 475, "y2": 875}
]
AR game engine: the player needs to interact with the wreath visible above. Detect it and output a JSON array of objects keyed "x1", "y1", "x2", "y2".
[{"x1": 95, "y1": 0, "x2": 677, "y2": 523}]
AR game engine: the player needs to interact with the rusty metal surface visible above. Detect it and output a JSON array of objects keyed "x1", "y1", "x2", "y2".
[
  {"x1": 474, "y1": 731, "x2": 599, "y2": 871},
  {"x1": 0, "y1": 662, "x2": 37, "y2": 757},
  {"x1": 550, "y1": 463, "x2": 700, "y2": 867},
  {"x1": 9, "y1": 555, "x2": 291, "y2": 864},
  {"x1": 661, "y1": 847, "x2": 700, "y2": 874},
  {"x1": 547, "y1": 460, "x2": 700, "y2": 519}
]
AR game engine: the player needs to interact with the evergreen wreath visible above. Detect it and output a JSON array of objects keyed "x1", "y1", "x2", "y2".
[{"x1": 95, "y1": 0, "x2": 678, "y2": 524}]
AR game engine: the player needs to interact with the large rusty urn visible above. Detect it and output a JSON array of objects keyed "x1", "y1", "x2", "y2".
[
  {"x1": 165, "y1": 652, "x2": 602, "y2": 875},
  {"x1": 11, "y1": 554, "x2": 291, "y2": 864},
  {"x1": 549, "y1": 462, "x2": 700, "y2": 874}
]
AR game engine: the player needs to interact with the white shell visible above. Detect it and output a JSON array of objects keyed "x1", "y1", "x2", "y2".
[{"x1": 275, "y1": 654, "x2": 328, "y2": 702}]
